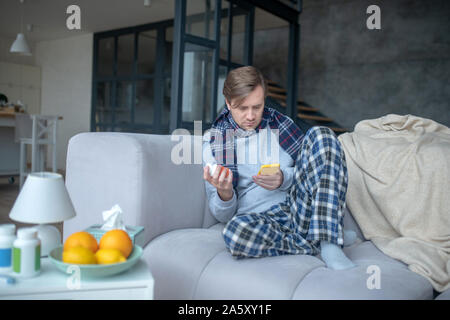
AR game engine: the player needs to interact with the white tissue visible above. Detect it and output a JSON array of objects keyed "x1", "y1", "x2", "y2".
[{"x1": 101, "y1": 204, "x2": 126, "y2": 231}]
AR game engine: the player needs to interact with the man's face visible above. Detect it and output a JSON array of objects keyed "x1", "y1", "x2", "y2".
[{"x1": 226, "y1": 85, "x2": 264, "y2": 131}]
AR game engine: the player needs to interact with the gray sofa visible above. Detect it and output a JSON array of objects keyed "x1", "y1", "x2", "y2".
[{"x1": 63, "y1": 132, "x2": 442, "y2": 299}]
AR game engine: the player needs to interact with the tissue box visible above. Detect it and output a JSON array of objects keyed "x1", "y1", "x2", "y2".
[{"x1": 85, "y1": 225, "x2": 145, "y2": 247}]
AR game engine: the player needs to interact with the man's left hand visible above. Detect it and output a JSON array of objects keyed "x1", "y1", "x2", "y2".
[{"x1": 252, "y1": 170, "x2": 283, "y2": 191}]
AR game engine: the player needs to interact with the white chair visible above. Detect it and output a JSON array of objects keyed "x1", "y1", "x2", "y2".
[{"x1": 14, "y1": 114, "x2": 60, "y2": 189}]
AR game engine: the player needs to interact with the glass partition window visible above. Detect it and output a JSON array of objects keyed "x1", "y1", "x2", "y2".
[
  {"x1": 93, "y1": 22, "x2": 173, "y2": 134},
  {"x1": 138, "y1": 30, "x2": 157, "y2": 75},
  {"x1": 165, "y1": 27, "x2": 174, "y2": 75},
  {"x1": 162, "y1": 27, "x2": 174, "y2": 127},
  {"x1": 182, "y1": 43, "x2": 213, "y2": 123},
  {"x1": 95, "y1": 82, "x2": 112, "y2": 124},
  {"x1": 98, "y1": 38, "x2": 114, "y2": 76},
  {"x1": 219, "y1": 7, "x2": 229, "y2": 61},
  {"x1": 93, "y1": 0, "x2": 298, "y2": 134},
  {"x1": 253, "y1": 8, "x2": 289, "y2": 86},
  {"x1": 231, "y1": 6, "x2": 246, "y2": 65},
  {"x1": 117, "y1": 34, "x2": 135, "y2": 76},
  {"x1": 219, "y1": 3, "x2": 248, "y2": 64},
  {"x1": 217, "y1": 65, "x2": 227, "y2": 114},
  {"x1": 186, "y1": 0, "x2": 216, "y2": 40},
  {"x1": 115, "y1": 81, "x2": 133, "y2": 124},
  {"x1": 162, "y1": 78, "x2": 171, "y2": 126},
  {"x1": 135, "y1": 79, "x2": 154, "y2": 124}
]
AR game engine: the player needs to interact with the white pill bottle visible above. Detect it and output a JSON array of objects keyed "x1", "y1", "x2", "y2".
[
  {"x1": 13, "y1": 228, "x2": 41, "y2": 277},
  {"x1": 0, "y1": 224, "x2": 16, "y2": 273}
]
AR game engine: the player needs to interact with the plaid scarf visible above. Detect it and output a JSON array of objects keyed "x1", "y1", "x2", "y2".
[{"x1": 208, "y1": 106, "x2": 305, "y2": 188}]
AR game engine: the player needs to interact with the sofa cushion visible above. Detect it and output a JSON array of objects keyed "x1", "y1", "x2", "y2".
[
  {"x1": 194, "y1": 251, "x2": 325, "y2": 299},
  {"x1": 292, "y1": 241, "x2": 433, "y2": 299},
  {"x1": 145, "y1": 227, "x2": 325, "y2": 299},
  {"x1": 144, "y1": 226, "x2": 433, "y2": 299},
  {"x1": 65, "y1": 133, "x2": 209, "y2": 245},
  {"x1": 144, "y1": 228, "x2": 226, "y2": 299},
  {"x1": 435, "y1": 289, "x2": 450, "y2": 300}
]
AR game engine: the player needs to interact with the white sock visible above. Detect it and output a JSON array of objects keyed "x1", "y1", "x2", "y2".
[{"x1": 320, "y1": 241, "x2": 356, "y2": 270}]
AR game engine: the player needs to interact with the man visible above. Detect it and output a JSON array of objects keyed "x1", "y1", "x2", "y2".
[{"x1": 203, "y1": 66, "x2": 356, "y2": 270}]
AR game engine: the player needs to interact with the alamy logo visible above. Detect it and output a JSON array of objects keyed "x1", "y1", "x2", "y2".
[
  {"x1": 66, "y1": 265, "x2": 81, "y2": 290},
  {"x1": 366, "y1": 265, "x2": 381, "y2": 290},
  {"x1": 170, "y1": 121, "x2": 280, "y2": 165},
  {"x1": 366, "y1": 5, "x2": 381, "y2": 30},
  {"x1": 66, "y1": 5, "x2": 81, "y2": 30}
]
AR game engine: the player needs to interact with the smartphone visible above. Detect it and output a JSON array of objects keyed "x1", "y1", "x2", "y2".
[{"x1": 257, "y1": 164, "x2": 280, "y2": 175}]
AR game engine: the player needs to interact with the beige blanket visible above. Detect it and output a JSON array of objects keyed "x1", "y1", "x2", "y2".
[{"x1": 338, "y1": 114, "x2": 450, "y2": 292}]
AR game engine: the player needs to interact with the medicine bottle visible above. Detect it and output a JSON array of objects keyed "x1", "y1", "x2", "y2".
[
  {"x1": 0, "y1": 224, "x2": 16, "y2": 273},
  {"x1": 13, "y1": 228, "x2": 41, "y2": 277}
]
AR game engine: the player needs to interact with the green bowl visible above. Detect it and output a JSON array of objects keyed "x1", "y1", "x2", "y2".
[{"x1": 49, "y1": 245, "x2": 143, "y2": 278}]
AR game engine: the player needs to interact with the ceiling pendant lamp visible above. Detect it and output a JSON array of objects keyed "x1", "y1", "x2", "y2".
[{"x1": 10, "y1": 0, "x2": 31, "y2": 56}]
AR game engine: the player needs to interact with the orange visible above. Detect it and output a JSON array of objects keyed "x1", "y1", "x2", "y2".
[
  {"x1": 63, "y1": 247, "x2": 97, "y2": 264},
  {"x1": 64, "y1": 231, "x2": 98, "y2": 253},
  {"x1": 99, "y1": 229, "x2": 133, "y2": 258},
  {"x1": 95, "y1": 249, "x2": 127, "y2": 264}
]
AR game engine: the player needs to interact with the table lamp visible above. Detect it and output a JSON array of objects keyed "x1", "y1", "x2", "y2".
[{"x1": 9, "y1": 172, "x2": 77, "y2": 256}]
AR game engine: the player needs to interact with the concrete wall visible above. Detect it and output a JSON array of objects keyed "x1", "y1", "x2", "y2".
[
  {"x1": 255, "y1": 0, "x2": 450, "y2": 130},
  {"x1": 35, "y1": 33, "x2": 93, "y2": 171}
]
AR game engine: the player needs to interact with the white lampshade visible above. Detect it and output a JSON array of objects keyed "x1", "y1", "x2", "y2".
[
  {"x1": 10, "y1": 33, "x2": 31, "y2": 56},
  {"x1": 9, "y1": 172, "x2": 76, "y2": 224}
]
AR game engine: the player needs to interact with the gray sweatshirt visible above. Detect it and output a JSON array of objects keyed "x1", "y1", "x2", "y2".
[{"x1": 203, "y1": 129, "x2": 295, "y2": 223}]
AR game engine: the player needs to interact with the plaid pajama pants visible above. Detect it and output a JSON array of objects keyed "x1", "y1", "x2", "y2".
[{"x1": 222, "y1": 126, "x2": 348, "y2": 259}]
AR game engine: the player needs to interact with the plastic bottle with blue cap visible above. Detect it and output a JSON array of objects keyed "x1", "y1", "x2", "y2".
[{"x1": 0, "y1": 223, "x2": 16, "y2": 273}]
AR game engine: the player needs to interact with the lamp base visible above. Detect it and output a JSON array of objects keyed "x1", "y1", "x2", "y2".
[{"x1": 34, "y1": 224, "x2": 61, "y2": 257}]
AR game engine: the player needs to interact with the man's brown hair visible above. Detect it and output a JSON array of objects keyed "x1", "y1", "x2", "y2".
[{"x1": 223, "y1": 66, "x2": 267, "y2": 108}]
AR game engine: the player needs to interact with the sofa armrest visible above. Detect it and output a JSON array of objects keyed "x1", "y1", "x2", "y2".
[{"x1": 63, "y1": 132, "x2": 206, "y2": 246}]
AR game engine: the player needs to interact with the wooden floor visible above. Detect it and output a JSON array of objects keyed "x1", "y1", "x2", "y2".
[{"x1": 0, "y1": 175, "x2": 63, "y2": 235}]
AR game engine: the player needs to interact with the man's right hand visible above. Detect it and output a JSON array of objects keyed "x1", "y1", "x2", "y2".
[{"x1": 203, "y1": 165, "x2": 234, "y2": 201}]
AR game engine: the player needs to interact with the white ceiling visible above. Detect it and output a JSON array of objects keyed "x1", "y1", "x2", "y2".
[
  {"x1": 0, "y1": 0, "x2": 289, "y2": 44},
  {"x1": 0, "y1": 0, "x2": 177, "y2": 43}
]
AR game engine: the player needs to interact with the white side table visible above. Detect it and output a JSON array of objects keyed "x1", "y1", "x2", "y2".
[{"x1": 0, "y1": 258, "x2": 154, "y2": 300}]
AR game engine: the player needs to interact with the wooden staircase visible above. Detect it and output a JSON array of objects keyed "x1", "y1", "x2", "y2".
[{"x1": 266, "y1": 80, "x2": 348, "y2": 135}]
